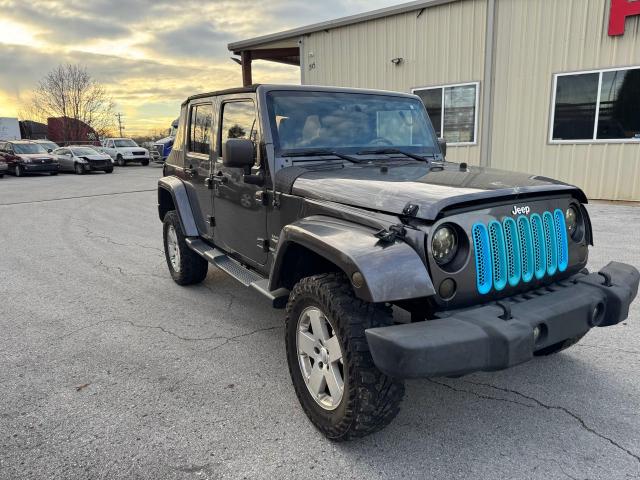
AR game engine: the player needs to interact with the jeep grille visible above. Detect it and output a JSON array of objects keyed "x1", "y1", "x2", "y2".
[{"x1": 472, "y1": 209, "x2": 569, "y2": 294}]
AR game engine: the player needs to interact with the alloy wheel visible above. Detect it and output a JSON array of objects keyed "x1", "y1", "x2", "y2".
[
  {"x1": 296, "y1": 306, "x2": 344, "y2": 410},
  {"x1": 166, "y1": 225, "x2": 181, "y2": 272}
]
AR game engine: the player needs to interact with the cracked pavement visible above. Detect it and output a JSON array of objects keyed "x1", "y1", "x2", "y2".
[{"x1": 1, "y1": 167, "x2": 639, "y2": 479}]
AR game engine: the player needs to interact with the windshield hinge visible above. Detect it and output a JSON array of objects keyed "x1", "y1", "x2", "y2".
[
  {"x1": 402, "y1": 203, "x2": 419, "y2": 217},
  {"x1": 374, "y1": 224, "x2": 406, "y2": 243}
]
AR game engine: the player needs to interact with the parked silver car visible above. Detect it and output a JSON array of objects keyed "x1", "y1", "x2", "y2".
[{"x1": 53, "y1": 146, "x2": 114, "y2": 174}]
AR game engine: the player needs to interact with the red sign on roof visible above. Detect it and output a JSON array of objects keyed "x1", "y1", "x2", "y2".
[{"x1": 609, "y1": 0, "x2": 640, "y2": 36}]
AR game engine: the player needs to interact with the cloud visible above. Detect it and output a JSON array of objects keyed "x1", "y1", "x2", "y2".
[{"x1": 0, "y1": 0, "x2": 399, "y2": 134}]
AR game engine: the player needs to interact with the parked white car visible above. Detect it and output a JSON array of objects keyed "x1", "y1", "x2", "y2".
[{"x1": 100, "y1": 138, "x2": 150, "y2": 166}]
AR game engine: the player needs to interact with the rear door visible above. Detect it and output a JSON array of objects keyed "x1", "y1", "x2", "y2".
[
  {"x1": 183, "y1": 100, "x2": 216, "y2": 239},
  {"x1": 213, "y1": 96, "x2": 267, "y2": 265}
]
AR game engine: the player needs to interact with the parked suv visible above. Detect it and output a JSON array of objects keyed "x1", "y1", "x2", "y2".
[
  {"x1": 157, "y1": 85, "x2": 639, "y2": 440},
  {"x1": 0, "y1": 140, "x2": 59, "y2": 176},
  {"x1": 100, "y1": 138, "x2": 149, "y2": 166}
]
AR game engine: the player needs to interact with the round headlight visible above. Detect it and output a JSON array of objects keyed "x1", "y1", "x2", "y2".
[
  {"x1": 565, "y1": 206, "x2": 578, "y2": 237},
  {"x1": 432, "y1": 226, "x2": 458, "y2": 266}
]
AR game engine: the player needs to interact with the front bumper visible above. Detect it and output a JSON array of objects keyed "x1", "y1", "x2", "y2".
[
  {"x1": 124, "y1": 155, "x2": 149, "y2": 161},
  {"x1": 366, "y1": 262, "x2": 639, "y2": 378},
  {"x1": 23, "y1": 163, "x2": 58, "y2": 172}
]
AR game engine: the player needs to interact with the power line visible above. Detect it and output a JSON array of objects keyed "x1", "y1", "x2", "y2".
[{"x1": 115, "y1": 113, "x2": 125, "y2": 137}]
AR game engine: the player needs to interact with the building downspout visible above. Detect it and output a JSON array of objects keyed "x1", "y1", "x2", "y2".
[{"x1": 480, "y1": 0, "x2": 497, "y2": 167}]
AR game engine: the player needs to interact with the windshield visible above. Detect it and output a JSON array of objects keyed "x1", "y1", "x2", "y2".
[
  {"x1": 267, "y1": 91, "x2": 438, "y2": 154},
  {"x1": 38, "y1": 141, "x2": 58, "y2": 150},
  {"x1": 114, "y1": 139, "x2": 137, "y2": 147},
  {"x1": 13, "y1": 143, "x2": 47, "y2": 154},
  {"x1": 71, "y1": 147, "x2": 99, "y2": 155}
]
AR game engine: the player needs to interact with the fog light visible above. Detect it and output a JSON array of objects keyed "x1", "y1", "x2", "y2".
[
  {"x1": 351, "y1": 271, "x2": 364, "y2": 289},
  {"x1": 533, "y1": 326, "x2": 541, "y2": 342},
  {"x1": 438, "y1": 278, "x2": 456, "y2": 300}
]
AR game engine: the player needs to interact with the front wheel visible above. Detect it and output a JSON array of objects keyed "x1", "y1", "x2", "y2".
[
  {"x1": 15, "y1": 165, "x2": 24, "y2": 177},
  {"x1": 162, "y1": 210, "x2": 208, "y2": 285},
  {"x1": 49, "y1": 171, "x2": 58, "y2": 176},
  {"x1": 285, "y1": 273, "x2": 405, "y2": 441},
  {"x1": 104, "y1": 167, "x2": 113, "y2": 174},
  {"x1": 116, "y1": 155, "x2": 125, "y2": 167},
  {"x1": 141, "y1": 159, "x2": 149, "y2": 166},
  {"x1": 74, "y1": 163, "x2": 84, "y2": 175}
]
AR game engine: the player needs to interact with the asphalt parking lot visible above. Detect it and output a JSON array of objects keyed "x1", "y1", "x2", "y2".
[{"x1": 1, "y1": 167, "x2": 639, "y2": 480}]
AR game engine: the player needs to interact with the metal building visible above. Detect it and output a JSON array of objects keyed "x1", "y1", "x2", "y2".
[{"x1": 228, "y1": 0, "x2": 640, "y2": 201}]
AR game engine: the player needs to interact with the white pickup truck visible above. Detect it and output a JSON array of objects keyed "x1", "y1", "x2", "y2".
[{"x1": 99, "y1": 138, "x2": 150, "y2": 166}]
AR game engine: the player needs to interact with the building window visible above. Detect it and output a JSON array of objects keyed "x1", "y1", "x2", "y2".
[
  {"x1": 413, "y1": 82, "x2": 479, "y2": 145},
  {"x1": 551, "y1": 66, "x2": 640, "y2": 143}
]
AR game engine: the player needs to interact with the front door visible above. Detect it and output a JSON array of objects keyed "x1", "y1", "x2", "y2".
[
  {"x1": 213, "y1": 98, "x2": 267, "y2": 265},
  {"x1": 183, "y1": 101, "x2": 215, "y2": 239}
]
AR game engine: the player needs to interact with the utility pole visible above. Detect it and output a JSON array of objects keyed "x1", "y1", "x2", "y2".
[{"x1": 115, "y1": 113, "x2": 125, "y2": 137}]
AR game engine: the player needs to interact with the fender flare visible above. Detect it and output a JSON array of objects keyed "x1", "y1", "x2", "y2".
[
  {"x1": 158, "y1": 176, "x2": 199, "y2": 237},
  {"x1": 270, "y1": 216, "x2": 435, "y2": 303}
]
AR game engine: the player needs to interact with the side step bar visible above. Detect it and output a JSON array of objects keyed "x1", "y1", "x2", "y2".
[{"x1": 186, "y1": 238, "x2": 289, "y2": 308}]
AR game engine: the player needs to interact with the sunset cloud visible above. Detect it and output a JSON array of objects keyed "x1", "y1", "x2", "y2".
[{"x1": 0, "y1": 0, "x2": 395, "y2": 135}]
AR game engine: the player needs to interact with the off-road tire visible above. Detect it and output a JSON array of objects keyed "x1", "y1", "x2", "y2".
[
  {"x1": 285, "y1": 273, "x2": 405, "y2": 441},
  {"x1": 534, "y1": 333, "x2": 586, "y2": 356},
  {"x1": 116, "y1": 155, "x2": 125, "y2": 167},
  {"x1": 162, "y1": 210, "x2": 208, "y2": 285},
  {"x1": 15, "y1": 165, "x2": 23, "y2": 177},
  {"x1": 141, "y1": 159, "x2": 149, "y2": 166}
]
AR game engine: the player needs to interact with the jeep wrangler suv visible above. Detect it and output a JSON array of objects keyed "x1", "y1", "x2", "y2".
[{"x1": 157, "y1": 85, "x2": 639, "y2": 440}]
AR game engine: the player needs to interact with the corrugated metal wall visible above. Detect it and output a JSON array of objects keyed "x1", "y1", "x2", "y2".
[
  {"x1": 490, "y1": 0, "x2": 640, "y2": 201},
  {"x1": 302, "y1": 0, "x2": 487, "y2": 165},
  {"x1": 299, "y1": 0, "x2": 640, "y2": 200}
]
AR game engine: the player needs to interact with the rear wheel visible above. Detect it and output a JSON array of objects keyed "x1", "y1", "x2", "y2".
[
  {"x1": 162, "y1": 210, "x2": 208, "y2": 285},
  {"x1": 534, "y1": 333, "x2": 586, "y2": 356},
  {"x1": 116, "y1": 155, "x2": 125, "y2": 167},
  {"x1": 285, "y1": 273, "x2": 405, "y2": 441}
]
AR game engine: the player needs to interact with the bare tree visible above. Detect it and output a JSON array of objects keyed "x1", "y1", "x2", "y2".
[{"x1": 31, "y1": 64, "x2": 116, "y2": 141}]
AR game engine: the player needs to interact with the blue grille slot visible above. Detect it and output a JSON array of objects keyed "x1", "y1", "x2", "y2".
[
  {"x1": 502, "y1": 217, "x2": 521, "y2": 287},
  {"x1": 530, "y1": 213, "x2": 547, "y2": 280},
  {"x1": 554, "y1": 209, "x2": 569, "y2": 272},
  {"x1": 517, "y1": 216, "x2": 534, "y2": 283},
  {"x1": 472, "y1": 223, "x2": 492, "y2": 294},
  {"x1": 488, "y1": 220, "x2": 507, "y2": 291},
  {"x1": 543, "y1": 211, "x2": 558, "y2": 275}
]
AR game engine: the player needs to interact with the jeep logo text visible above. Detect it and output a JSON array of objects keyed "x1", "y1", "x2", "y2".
[{"x1": 511, "y1": 205, "x2": 531, "y2": 215}]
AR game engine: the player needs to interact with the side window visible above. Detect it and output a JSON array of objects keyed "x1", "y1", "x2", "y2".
[
  {"x1": 107, "y1": 140, "x2": 114, "y2": 148},
  {"x1": 188, "y1": 103, "x2": 213, "y2": 155},
  {"x1": 219, "y1": 100, "x2": 258, "y2": 155}
]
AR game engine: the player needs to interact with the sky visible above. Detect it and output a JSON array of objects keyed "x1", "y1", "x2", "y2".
[{"x1": 0, "y1": 0, "x2": 399, "y2": 136}]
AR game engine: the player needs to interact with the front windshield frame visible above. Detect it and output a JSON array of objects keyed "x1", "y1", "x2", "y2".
[
  {"x1": 265, "y1": 90, "x2": 440, "y2": 157},
  {"x1": 13, "y1": 143, "x2": 47, "y2": 154},
  {"x1": 114, "y1": 139, "x2": 138, "y2": 147}
]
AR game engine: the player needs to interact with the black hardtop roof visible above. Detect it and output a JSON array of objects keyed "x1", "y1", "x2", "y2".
[{"x1": 182, "y1": 84, "x2": 419, "y2": 105}]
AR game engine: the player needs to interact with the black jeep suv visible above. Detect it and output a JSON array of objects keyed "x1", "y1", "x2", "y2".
[{"x1": 157, "y1": 85, "x2": 639, "y2": 440}]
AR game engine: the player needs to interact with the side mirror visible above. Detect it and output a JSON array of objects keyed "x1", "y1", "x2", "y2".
[
  {"x1": 222, "y1": 138, "x2": 254, "y2": 171},
  {"x1": 47, "y1": 148, "x2": 53, "y2": 153},
  {"x1": 438, "y1": 138, "x2": 447, "y2": 158}
]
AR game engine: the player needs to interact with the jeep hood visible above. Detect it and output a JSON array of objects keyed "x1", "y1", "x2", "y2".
[{"x1": 290, "y1": 162, "x2": 587, "y2": 221}]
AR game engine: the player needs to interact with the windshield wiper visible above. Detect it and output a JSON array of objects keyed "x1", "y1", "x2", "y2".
[
  {"x1": 281, "y1": 150, "x2": 363, "y2": 163},
  {"x1": 357, "y1": 148, "x2": 434, "y2": 163}
]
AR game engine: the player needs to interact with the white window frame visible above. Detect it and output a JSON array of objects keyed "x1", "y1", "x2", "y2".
[
  {"x1": 549, "y1": 65, "x2": 640, "y2": 144},
  {"x1": 411, "y1": 81, "x2": 480, "y2": 146}
]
